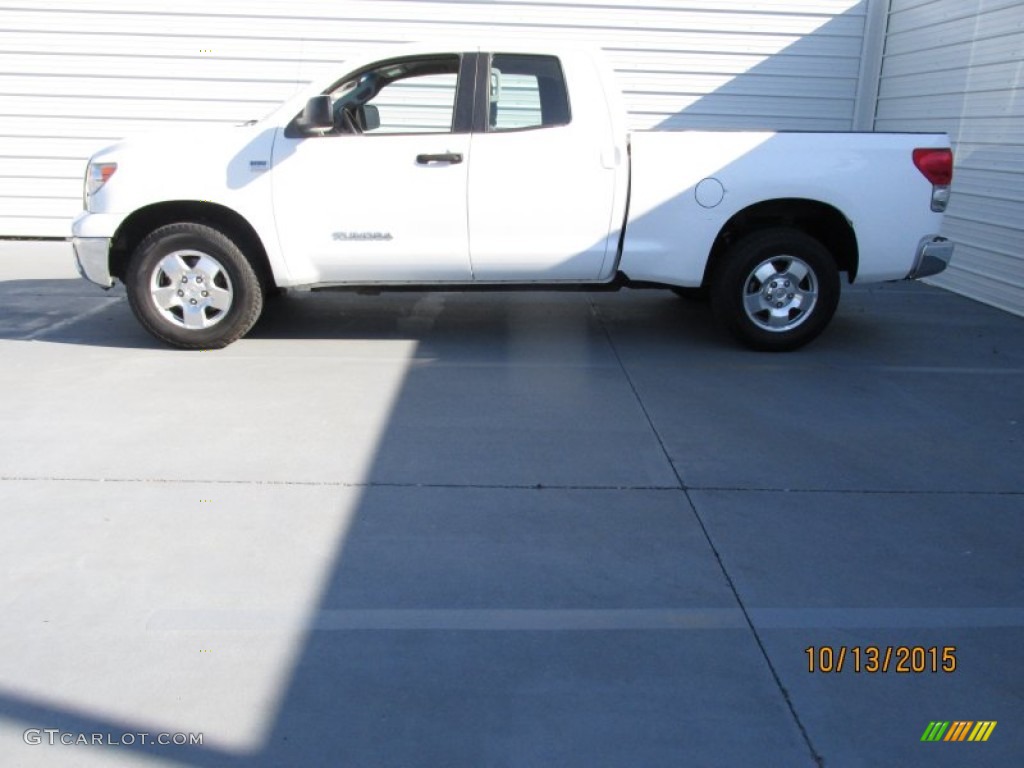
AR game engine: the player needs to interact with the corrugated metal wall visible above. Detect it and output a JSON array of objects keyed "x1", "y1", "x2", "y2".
[
  {"x1": 0, "y1": 0, "x2": 871, "y2": 237},
  {"x1": 875, "y1": 0, "x2": 1024, "y2": 316}
]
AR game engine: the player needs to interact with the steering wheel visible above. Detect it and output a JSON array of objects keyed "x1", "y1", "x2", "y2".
[{"x1": 340, "y1": 107, "x2": 362, "y2": 134}]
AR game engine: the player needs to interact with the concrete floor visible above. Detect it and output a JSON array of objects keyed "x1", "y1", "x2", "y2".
[{"x1": 0, "y1": 240, "x2": 1021, "y2": 767}]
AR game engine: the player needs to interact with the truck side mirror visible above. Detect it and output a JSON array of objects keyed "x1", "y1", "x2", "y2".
[
  {"x1": 299, "y1": 95, "x2": 333, "y2": 132},
  {"x1": 358, "y1": 104, "x2": 380, "y2": 131}
]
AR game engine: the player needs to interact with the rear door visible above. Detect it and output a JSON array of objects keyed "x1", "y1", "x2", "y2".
[{"x1": 467, "y1": 52, "x2": 622, "y2": 281}]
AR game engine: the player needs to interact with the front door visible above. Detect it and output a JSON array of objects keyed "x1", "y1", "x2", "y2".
[{"x1": 271, "y1": 54, "x2": 474, "y2": 283}]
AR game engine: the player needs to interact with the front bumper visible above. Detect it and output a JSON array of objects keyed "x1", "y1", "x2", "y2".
[
  {"x1": 908, "y1": 236, "x2": 954, "y2": 280},
  {"x1": 71, "y1": 237, "x2": 114, "y2": 288}
]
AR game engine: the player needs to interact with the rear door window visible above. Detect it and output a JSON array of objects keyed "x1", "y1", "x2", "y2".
[{"x1": 487, "y1": 54, "x2": 570, "y2": 131}]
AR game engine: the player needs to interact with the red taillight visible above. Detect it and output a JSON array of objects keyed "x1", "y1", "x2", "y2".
[{"x1": 913, "y1": 148, "x2": 953, "y2": 185}]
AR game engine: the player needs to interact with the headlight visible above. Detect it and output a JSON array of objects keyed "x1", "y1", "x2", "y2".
[{"x1": 85, "y1": 162, "x2": 117, "y2": 197}]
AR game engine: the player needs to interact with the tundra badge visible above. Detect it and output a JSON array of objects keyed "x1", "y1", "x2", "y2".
[{"x1": 333, "y1": 232, "x2": 394, "y2": 241}]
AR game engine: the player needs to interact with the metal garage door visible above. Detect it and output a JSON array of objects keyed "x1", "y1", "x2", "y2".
[
  {"x1": 1, "y1": 0, "x2": 873, "y2": 237},
  {"x1": 875, "y1": 0, "x2": 1024, "y2": 316}
]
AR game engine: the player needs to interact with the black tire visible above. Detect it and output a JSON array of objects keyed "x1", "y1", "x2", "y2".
[
  {"x1": 126, "y1": 222, "x2": 263, "y2": 349},
  {"x1": 711, "y1": 227, "x2": 840, "y2": 351}
]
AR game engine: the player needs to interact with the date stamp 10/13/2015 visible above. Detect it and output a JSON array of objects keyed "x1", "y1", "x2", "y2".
[{"x1": 805, "y1": 645, "x2": 957, "y2": 674}]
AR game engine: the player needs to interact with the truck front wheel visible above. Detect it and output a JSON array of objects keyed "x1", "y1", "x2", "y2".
[
  {"x1": 126, "y1": 223, "x2": 263, "y2": 349},
  {"x1": 711, "y1": 228, "x2": 840, "y2": 351}
]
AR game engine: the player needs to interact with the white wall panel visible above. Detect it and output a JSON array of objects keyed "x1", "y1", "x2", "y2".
[
  {"x1": 1, "y1": 0, "x2": 870, "y2": 236},
  {"x1": 876, "y1": 0, "x2": 1024, "y2": 316}
]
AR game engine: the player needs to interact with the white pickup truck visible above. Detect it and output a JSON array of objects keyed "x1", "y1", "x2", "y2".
[{"x1": 72, "y1": 43, "x2": 954, "y2": 351}]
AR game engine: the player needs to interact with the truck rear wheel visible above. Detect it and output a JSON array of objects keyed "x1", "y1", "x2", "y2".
[
  {"x1": 126, "y1": 223, "x2": 263, "y2": 349},
  {"x1": 711, "y1": 227, "x2": 839, "y2": 351}
]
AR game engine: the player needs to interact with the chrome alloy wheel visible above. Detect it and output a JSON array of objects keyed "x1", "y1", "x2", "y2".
[
  {"x1": 742, "y1": 256, "x2": 819, "y2": 333},
  {"x1": 149, "y1": 250, "x2": 234, "y2": 330}
]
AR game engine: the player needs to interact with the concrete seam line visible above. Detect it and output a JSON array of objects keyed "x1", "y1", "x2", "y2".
[
  {"x1": 2, "y1": 477, "x2": 1022, "y2": 496},
  {"x1": 22, "y1": 296, "x2": 124, "y2": 340},
  {"x1": 683, "y1": 488, "x2": 825, "y2": 767},
  {"x1": 0, "y1": 476, "x2": 682, "y2": 491},
  {"x1": 145, "y1": 607, "x2": 1024, "y2": 632},
  {"x1": 147, "y1": 608, "x2": 751, "y2": 632},
  {"x1": 587, "y1": 298, "x2": 686, "y2": 490},
  {"x1": 587, "y1": 296, "x2": 822, "y2": 764}
]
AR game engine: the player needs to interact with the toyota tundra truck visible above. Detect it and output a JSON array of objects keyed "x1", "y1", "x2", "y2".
[{"x1": 71, "y1": 42, "x2": 954, "y2": 351}]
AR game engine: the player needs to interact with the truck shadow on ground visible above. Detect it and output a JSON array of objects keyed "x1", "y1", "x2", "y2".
[
  {"x1": 0, "y1": 277, "x2": 968, "y2": 360},
  {"x1": 0, "y1": 277, "x2": 732, "y2": 351}
]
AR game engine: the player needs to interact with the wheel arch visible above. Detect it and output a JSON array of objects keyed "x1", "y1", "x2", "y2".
[
  {"x1": 110, "y1": 201, "x2": 276, "y2": 291},
  {"x1": 702, "y1": 198, "x2": 858, "y2": 288}
]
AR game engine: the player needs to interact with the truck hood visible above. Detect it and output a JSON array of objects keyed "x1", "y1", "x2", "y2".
[
  {"x1": 89, "y1": 121, "x2": 273, "y2": 167},
  {"x1": 87, "y1": 77, "x2": 318, "y2": 167},
  {"x1": 86, "y1": 120, "x2": 281, "y2": 214}
]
